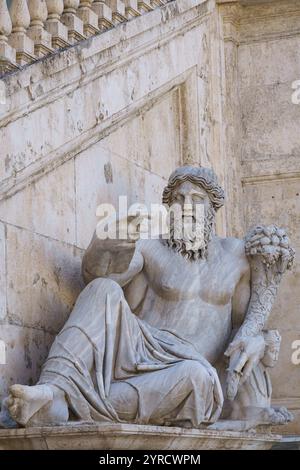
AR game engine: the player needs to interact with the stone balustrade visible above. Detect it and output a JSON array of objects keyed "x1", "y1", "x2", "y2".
[{"x1": 0, "y1": 0, "x2": 169, "y2": 75}]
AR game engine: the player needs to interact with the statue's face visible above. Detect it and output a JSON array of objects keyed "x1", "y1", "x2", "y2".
[
  {"x1": 171, "y1": 181, "x2": 210, "y2": 219},
  {"x1": 262, "y1": 345, "x2": 279, "y2": 368}
]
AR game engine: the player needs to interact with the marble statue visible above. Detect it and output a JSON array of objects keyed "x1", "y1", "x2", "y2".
[{"x1": 2, "y1": 166, "x2": 295, "y2": 430}]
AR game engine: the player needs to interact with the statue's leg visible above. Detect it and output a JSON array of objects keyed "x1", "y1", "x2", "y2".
[
  {"x1": 109, "y1": 382, "x2": 139, "y2": 421},
  {"x1": 7, "y1": 384, "x2": 68, "y2": 427},
  {"x1": 110, "y1": 360, "x2": 217, "y2": 427},
  {"x1": 157, "y1": 360, "x2": 216, "y2": 427}
]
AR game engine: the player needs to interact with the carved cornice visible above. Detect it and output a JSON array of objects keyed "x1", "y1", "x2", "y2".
[
  {"x1": 241, "y1": 157, "x2": 300, "y2": 185},
  {"x1": 218, "y1": 0, "x2": 300, "y2": 45},
  {"x1": 218, "y1": 3, "x2": 241, "y2": 44}
]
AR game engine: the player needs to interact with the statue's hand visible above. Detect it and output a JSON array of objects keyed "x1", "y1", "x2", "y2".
[{"x1": 224, "y1": 334, "x2": 265, "y2": 399}]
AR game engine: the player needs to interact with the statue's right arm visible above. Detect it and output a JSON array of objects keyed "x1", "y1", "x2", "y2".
[
  {"x1": 81, "y1": 230, "x2": 136, "y2": 285},
  {"x1": 108, "y1": 246, "x2": 144, "y2": 287}
]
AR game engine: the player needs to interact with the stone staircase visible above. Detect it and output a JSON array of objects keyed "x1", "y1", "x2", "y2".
[{"x1": 0, "y1": 0, "x2": 169, "y2": 76}]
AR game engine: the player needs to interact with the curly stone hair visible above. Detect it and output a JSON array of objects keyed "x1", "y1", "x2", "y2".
[{"x1": 162, "y1": 166, "x2": 225, "y2": 211}]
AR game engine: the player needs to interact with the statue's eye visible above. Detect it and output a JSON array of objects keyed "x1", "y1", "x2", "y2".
[{"x1": 192, "y1": 194, "x2": 204, "y2": 202}]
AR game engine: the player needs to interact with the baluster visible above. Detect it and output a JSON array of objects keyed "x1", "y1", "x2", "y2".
[
  {"x1": 138, "y1": 0, "x2": 153, "y2": 13},
  {"x1": 150, "y1": 0, "x2": 164, "y2": 7},
  {"x1": 124, "y1": 0, "x2": 140, "y2": 19},
  {"x1": 77, "y1": 0, "x2": 99, "y2": 37},
  {"x1": 0, "y1": 0, "x2": 17, "y2": 74},
  {"x1": 28, "y1": 0, "x2": 53, "y2": 57},
  {"x1": 106, "y1": 0, "x2": 127, "y2": 25},
  {"x1": 8, "y1": 0, "x2": 36, "y2": 65},
  {"x1": 61, "y1": 0, "x2": 85, "y2": 44},
  {"x1": 45, "y1": 0, "x2": 69, "y2": 49},
  {"x1": 91, "y1": 1, "x2": 113, "y2": 31}
]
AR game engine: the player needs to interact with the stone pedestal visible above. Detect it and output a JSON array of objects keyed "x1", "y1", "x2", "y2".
[{"x1": 0, "y1": 423, "x2": 282, "y2": 450}]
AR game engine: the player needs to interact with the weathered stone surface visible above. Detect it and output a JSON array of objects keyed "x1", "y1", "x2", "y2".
[
  {"x1": 0, "y1": 423, "x2": 282, "y2": 450},
  {"x1": 5, "y1": 225, "x2": 84, "y2": 333},
  {"x1": 0, "y1": 324, "x2": 54, "y2": 403},
  {"x1": 0, "y1": 160, "x2": 76, "y2": 245}
]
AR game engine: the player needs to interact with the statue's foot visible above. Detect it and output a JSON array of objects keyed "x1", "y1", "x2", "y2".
[
  {"x1": 208, "y1": 419, "x2": 256, "y2": 432},
  {"x1": 0, "y1": 397, "x2": 18, "y2": 428},
  {"x1": 7, "y1": 384, "x2": 54, "y2": 427}
]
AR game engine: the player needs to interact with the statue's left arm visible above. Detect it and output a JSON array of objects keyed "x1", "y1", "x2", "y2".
[{"x1": 225, "y1": 225, "x2": 295, "y2": 400}]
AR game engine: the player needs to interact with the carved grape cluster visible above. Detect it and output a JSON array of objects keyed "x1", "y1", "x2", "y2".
[{"x1": 245, "y1": 225, "x2": 295, "y2": 270}]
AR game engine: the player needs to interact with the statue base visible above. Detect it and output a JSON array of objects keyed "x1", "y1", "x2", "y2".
[{"x1": 0, "y1": 423, "x2": 281, "y2": 450}]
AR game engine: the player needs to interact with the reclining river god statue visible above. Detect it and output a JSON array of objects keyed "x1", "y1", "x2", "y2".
[{"x1": 1, "y1": 166, "x2": 295, "y2": 431}]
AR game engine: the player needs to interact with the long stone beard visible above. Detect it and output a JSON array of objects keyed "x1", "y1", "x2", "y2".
[{"x1": 166, "y1": 206, "x2": 215, "y2": 261}]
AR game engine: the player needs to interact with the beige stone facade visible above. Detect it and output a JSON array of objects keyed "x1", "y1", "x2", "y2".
[{"x1": 0, "y1": 0, "x2": 299, "y2": 439}]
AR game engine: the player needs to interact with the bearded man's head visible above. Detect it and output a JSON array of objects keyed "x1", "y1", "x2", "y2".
[{"x1": 162, "y1": 166, "x2": 225, "y2": 260}]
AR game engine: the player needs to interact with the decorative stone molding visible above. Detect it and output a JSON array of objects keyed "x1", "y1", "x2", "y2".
[
  {"x1": 0, "y1": 423, "x2": 282, "y2": 450},
  {"x1": 138, "y1": 0, "x2": 154, "y2": 13}
]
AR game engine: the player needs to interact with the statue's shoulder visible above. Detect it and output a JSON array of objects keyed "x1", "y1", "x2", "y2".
[{"x1": 135, "y1": 238, "x2": 161, "y2": 254}]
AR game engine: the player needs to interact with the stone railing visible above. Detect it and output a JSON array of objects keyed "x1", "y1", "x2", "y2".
[{"x1": 0, "y1": 0, "x2": 168, "y2": 76}]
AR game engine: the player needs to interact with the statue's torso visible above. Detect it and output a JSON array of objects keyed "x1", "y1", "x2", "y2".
[{"x1": 132, "y1": 237, "x2": 248, "y2": 364}]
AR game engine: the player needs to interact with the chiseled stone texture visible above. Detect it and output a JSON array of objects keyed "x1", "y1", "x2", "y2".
[
  {"x1": 0, "y1": 423, "x2": 282, "y2": 450},
  {"x1": 0, "y1": 324, "x2": 54, "y2": 402}
]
